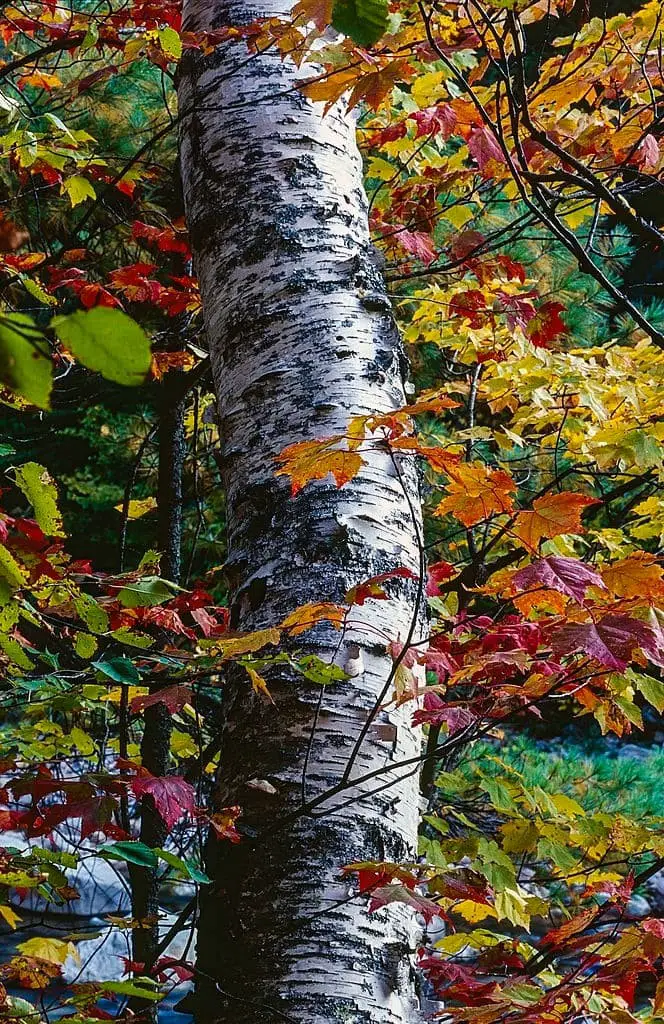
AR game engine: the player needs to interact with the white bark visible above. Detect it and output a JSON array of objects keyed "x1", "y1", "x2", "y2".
[{"x1": 178, "y1": 4, "x2": 426, "y2": 1021}]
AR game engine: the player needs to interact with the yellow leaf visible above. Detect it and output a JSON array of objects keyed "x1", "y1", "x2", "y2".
[
  {"x1": 443, "y1": 205, "x2": 475, "y2": 229},
  {"x1": 411, "y1": 70, "x2": 446, "y2": 108},
  {"x1": 17, "y1": 937, "x2": 79, "y2": 966},
  {"x1": 366, "y1": 157, "x2": 397, "y2": 181},
  {"x1": 61, "y1": 176, "x2": 96, "y2": 208},
  {"x1": 245, "y1": 665, "x2": 274, "y2": 703},
  {"x1": 114, "y1": 497, "x2": 158, "y2": 520},
  {"x1": 494, "y1": 888, "x2": 530, "y2": 930},
  {"x1": 0, "y1": 905, "x2": 21, "y2": 929},
  {"x1": 213, "y1": 627, "x2": 281, "y2": 660},
  {"x1": 550, "y1": 793, "x2": 585, "y2": 818},
  {"x1": 100, "y1": 686, "x2": 147, "y2": 704},
  {"x1": 562, "y1": 200, "x2": 594, "y2": 230},
  {"x1": 454, "y1": 900, "x2": 497, "y2": 924}
]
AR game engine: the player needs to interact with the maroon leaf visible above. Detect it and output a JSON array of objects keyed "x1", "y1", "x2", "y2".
[
  {"x1": 433, "y1": 873, "x2": 493, "y2": 905},
  {"x1": 551, "y1": 614, "x2": 657, "y2": 670},
  {"x1": 131, "y1": 774, "x2": 195, "y2": 829},
  {"x1": 468, "y1": 126, "x2": 506, "y2": 171},
  {"x1": 410, "y1": 104, "x2": 456, "y2": 139},
  {"x1": 131, "y1": 685, "x2": 193, "y2": 714},
  {"x1": 514, "y1": 556, "x2": 605, "y2": 605},
  {"x1": 399, "y1": 229, "x2": 437, "y2": 266},
  {"x1": 368, "y1": 883, "x2": 447, "y2": 924},
  {"x1": 412, "y1": 692, "x2": 476, "y2": 733}
]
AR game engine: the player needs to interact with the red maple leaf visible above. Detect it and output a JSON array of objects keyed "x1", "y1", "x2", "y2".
[
  {"x1": 527, "y1": 300, "x2": 567, "y2": 348},
  {"x1": 412, "y1": 692, "x2": 476, "y2": 733},
  {"x1": 131, "y1": 774, "x2": 195, "y2": 829},
  {"x1": 426, "y1": 561, "x2": 456, "y2": 595},
  {"x1": 449, "y1": 289, "x2": 487, "y2": 328},
  {"x1": 132, "y1": 220, "x2": 190, "y2": 256},
  {"x1": 345, "y1": 567, "x2": 417, "y2": 606},
  {"x1": 368, "y1": 883, "x2": 447, "y2": 924}
]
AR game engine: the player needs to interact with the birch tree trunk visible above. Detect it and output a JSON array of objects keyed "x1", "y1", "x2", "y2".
[{"x1": 178, "y1": 5, "x2": 427, "y2": 1021}]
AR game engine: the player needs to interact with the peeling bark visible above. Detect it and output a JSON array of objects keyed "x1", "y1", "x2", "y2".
[{"x1": 178, "y1": 4, "x2": 426, "y2": 1020}]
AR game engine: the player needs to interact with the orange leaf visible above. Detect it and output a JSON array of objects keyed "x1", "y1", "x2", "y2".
[
  {"x1": 655, "y1": 977, "x2": 664, "y2": 1014},
  {"x1": 401, "y1": 394, "x2": 460, "y2": 415},
  {"x1": 601, "y1": 553, "x2": 664, "y2": 600},
  {"x1": 513, "y1": 588, "x2": 567, "y2": 617},
  {"x1": 434, "y1": 463, "x2": 516, "y2": 527},
  {"x1": 512, "y1": 492, "x2": 599, "y2": 549},
  {"x1": 18, "y1": 71, "x2": 62, "y2": 92},
  {"x1": 542, "y1": 906, "x2": 599, "y2": 947},
  {"x1": 292, "y1": 0, "x2": 333, "y2": 30},
  {"x1": 0, "y1": 213, "x2": 28, "y2": 252},
  {"x1": 390, "y1": 437, "x2": 461, "y2": 474},
  {"x1": 281, "y1": 602, "x2": 345, "y2": 635},
  {"x1": 151, "y1": 350, "x2": 196, "y2": 380},
  {"x1": 275, "y1": 439, "x2": 363, "y2": 495},
  {"x1": 300, "y1": 68, "x2": 359, "y2": 112},
  {"x1": 0, "y1": 955, "x2": 61, "y2": 989}
]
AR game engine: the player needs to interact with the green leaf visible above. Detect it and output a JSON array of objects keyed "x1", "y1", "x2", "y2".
[
  {"x1": 0, "y1": 601, "x2": 19, "y2": 631},
  {"x1": 0, "y1": 634, "x2": 34, "y2": 670},
  {"x1": 295, "y1": 654, "x2": 349, "y2": 685},
  {"x1": 22, "y1": 276, "x2": 58, "y2": 308},
  {"x1": 92, "y1": 656, "x2": 141, "y2": 685},
  {"x1": 115, "y1": 575, "x2": 178, "y2": 608},
  {"x1": 110, "y1": 627, "x2": 154, "y2": 648},
  {"x1": 155, "y1": 848, "x2": 211, "y2": 884},
  {"x1": 74, "y1": 592, "x2": 109, "y2": 634},
  {"x1": 31, "y1": 848, "x2": 77, "y2": 869},
  {"x1": 101, "y1": 842, "x2": 158, "y2": 869},
  {"x1": 633, "y1": 670, "x2": 664, "y2": 713},
  {"x1": 0, "y1": 545, "x2": 27, "y2": 599},
  {"x1": 53, "y1": 308, "x2": 151, "y2": 387},
  {"x1": 11, "y1": 462, "x2": 64, "y2": 537},
  {"x1": 0, "y1": 314, "x2": 52, "y2": 409},
  {"x1": 67, "y1": 726, "x2": 95, "y2": 755},
  {"x1": 331, "y1": 0, "x2": 388, "y2": 45},
  {"x1": 74, "y1": 632, "x2": 98, "y2": 659},
  {"x1": 102, "y1": 979, "x2": 163, "y2": 1002}
]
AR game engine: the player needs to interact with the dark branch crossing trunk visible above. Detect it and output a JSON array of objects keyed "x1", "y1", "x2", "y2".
[
  {"x1": 178, "y1": 3, "x2": 427, "y2": 1020},
  {"x1": 130, "y1": 375, "x2": 186, "y2": 980}
]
